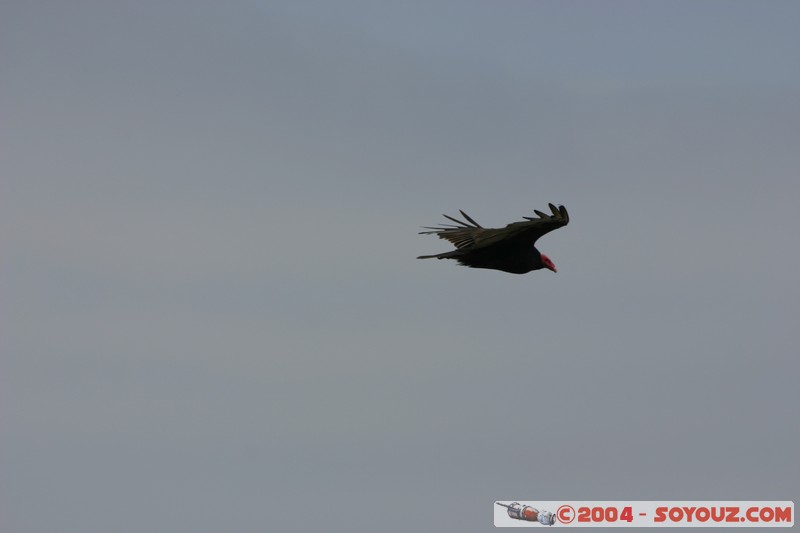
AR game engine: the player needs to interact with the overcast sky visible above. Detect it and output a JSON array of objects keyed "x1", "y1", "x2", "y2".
[{"x1": 2, "y1": 1, "x2": 798, "y2": 532}]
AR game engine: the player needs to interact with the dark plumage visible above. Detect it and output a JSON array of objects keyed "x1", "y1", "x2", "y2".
[{"x1": 417, "y1": 203, "x2": 569, "y2": 274}]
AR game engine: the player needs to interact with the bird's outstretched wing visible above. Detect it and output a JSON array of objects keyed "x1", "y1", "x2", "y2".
[
  {"x1": 419, "y1": 209, "x2": 485, "y2": 249},
  {"x1": 420, "y1": 203, "x2": 569, "y2": 250}
]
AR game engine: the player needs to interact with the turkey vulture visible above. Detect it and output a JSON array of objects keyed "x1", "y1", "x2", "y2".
[{"x1": 417, "y1": 203, "x2": 569, "y2": 274}]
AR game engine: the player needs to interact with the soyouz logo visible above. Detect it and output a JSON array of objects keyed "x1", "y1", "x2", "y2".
[
  {"x1": 496, "y1": 502, "x2": 556, "y2": 525},
  {"x1": 494, "y1": 501, "x2": 794, "y2": 527}
]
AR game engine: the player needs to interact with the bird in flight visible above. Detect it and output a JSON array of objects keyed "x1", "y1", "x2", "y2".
[{"x1": 417, "y1": 203, "x2": 569, "y2": 274}]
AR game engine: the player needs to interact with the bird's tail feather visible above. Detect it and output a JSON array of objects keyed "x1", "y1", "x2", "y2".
[{"x1": 417, "y1": 250, "x2": 459, "y2": 260}]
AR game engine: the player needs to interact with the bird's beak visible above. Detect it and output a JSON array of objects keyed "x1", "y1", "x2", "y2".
[{"x1": 549, "y1": 265, "x2": 557, "y2": 273}]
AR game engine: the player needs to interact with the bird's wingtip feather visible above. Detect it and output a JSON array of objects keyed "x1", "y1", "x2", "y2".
[{"x1": 458, "y1": 210, "x2": 481, "y2": 227}]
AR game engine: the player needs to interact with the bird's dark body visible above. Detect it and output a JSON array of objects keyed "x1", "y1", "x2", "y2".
[
  {"x1": 417, "y1": 203, "x2": 569, "y2": 275},
  {"x1": 430, "y1": 242, "x2": 544, "y2": 274}
]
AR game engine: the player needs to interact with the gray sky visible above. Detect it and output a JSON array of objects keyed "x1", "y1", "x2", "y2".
[{"x1": 2, "y1": 1, "x2": 798, "y2": 532}]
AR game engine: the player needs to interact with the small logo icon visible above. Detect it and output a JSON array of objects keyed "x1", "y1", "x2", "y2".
[{"x1": 496, "y1": 502, "x2": 556, "y2": 526}]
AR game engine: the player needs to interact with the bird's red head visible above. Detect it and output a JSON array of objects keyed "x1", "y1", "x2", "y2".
[{"x1": 541, "y1": 254, "x2": 557, "y2": 273}]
